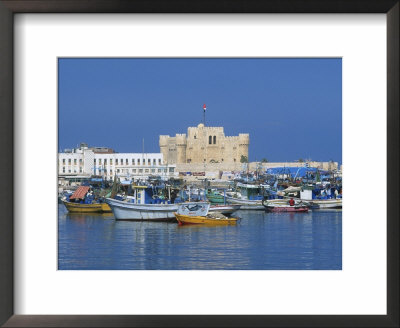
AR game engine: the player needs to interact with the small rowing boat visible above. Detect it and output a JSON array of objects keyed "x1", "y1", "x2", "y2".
[
  {"x1": 175, "y1": 202, "x2": 239, "y2": 226},
  {"x1": 262, "y1": 198, "x2": 309, "y2": 213}
]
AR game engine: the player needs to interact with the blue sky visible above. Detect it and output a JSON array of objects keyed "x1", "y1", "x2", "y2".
[{"x1": 58, "y1": 58, "x2": 342, "y2": 163}]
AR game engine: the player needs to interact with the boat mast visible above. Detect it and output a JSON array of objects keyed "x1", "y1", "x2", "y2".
[{"x1": 142, "y1": 138, "x2": 144, "y2": 181}]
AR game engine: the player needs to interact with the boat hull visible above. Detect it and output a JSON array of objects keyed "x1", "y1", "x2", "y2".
[
  {"x1": 209, "y1": 204, "x2": 241, "y2": 215},
  {"x1": 105, "y1": 198, "x2": 178, "y2": 220},
  {"x1": 225, "y1": 196, "x2": 265, "y2": 210},
  {"x1": 175, "y1": 214, "x2": 238, "y2": 225},
  {"x1": 265, "y1": 206, "x2": 309, "y2": 213},
  {"x1": 310, "y1": 199, "x2": 342, "y2": 209},
  {"x1": 206, "y1": 194, "x2": 225, "y2": 204},
  {"x1": 63, "y1": 200, "x2": 112, "y2": 213}
]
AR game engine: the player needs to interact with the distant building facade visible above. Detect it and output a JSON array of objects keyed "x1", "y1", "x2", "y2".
[
  {"x1": 159, "y1": 123, "x2": 249, "y2": 164},
  {"x1": 58, "y1": 143, "x2": 175, "y2": 180}
]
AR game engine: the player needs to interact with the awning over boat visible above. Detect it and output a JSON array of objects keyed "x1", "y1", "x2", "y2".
[
  {"x1": 69, "y1": 186, "x2": 90, "y2": 200},
  {"x1": 265, "y1": 167, "x2": 329, "y2": 178}
]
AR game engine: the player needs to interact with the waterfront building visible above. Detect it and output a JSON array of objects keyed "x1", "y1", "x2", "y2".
[
  {"x1": 58, "y1": 143, "x2": 176, "y2": 182},
  {"x1": 159, "y1": 123, "x2": 249, "y2": 165}
]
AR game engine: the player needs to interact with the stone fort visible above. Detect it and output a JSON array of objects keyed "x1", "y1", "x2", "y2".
[{"x1": 159, "y1": 123, "x2": 249, "y2": 164}]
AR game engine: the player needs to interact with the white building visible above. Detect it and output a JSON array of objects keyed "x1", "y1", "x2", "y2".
[{"x1": 58, "y1": 144, "x2": 176, "y2": 181}]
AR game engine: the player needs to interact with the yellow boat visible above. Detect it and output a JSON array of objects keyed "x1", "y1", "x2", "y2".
[
  {"x1": 174, "y1": 202, "x2": 238, "y2": 226},
  {"x1": 63, "y1": 200, "x2": 112, "y2": 213},
  {"x1": 175, "y1": 213, "x2": 238, "y2": 225},
  {"x1": 62, "y1": 186, "x2": 111, "y2": 213}
]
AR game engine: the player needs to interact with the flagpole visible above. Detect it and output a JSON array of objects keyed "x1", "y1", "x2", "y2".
[{"x1": 203, "y1": 103, "x2": 206, "y2": 126}]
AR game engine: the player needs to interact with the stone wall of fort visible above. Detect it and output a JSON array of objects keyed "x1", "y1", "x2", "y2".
[{"x1": 159, "y1": 123, "x2": 249, "y2": 164}]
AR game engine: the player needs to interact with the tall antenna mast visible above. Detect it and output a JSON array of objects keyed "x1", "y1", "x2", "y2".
[{"x1": 203, "y1": 103, "x2": 206, "y2": 126}]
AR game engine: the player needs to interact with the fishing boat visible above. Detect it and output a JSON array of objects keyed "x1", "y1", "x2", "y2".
[
  {"x1": 205, "y1": 189, "x2": 225, "y2": 204},
  {"x1": 62, "y1": 186, "x2": 111, "y2": 213},
  {"x1": 175, "y1": 202, "x2": 238, "y2": 226},
  {"x1": 300, "y1": 187, "x2": 342, "y2": 209},
  {"x1": 105, "y1": 185, "x2": 178, "y2": 221},
  {"x1": 309, "y1": 199, "x2": 342, "y2": 209},
  {"x1": 225, "y1": 183, "x2": 268, "y2": 210}
]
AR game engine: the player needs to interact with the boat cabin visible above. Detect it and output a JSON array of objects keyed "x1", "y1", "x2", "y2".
[{"x1": 236, "y1": 182, "x2": 268, "y2": 200}]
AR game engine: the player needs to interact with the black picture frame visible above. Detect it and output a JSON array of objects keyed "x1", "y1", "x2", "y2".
[{"x1": 0, "y1": 1, "x2": 398, "y2": 327}]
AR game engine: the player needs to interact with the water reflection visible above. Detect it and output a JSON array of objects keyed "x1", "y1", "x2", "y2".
[{"x1": 58, "y1": 205, "x2": 342, "y2": 270}]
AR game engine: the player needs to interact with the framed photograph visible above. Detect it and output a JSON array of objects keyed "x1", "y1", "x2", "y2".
[{"x1": 1, "y1": 1, "x2": 398, "y2": 327}]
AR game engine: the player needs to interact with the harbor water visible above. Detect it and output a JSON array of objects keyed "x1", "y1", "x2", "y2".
[{"x1": 58, "y1": 204, "x2": 342, "y2": 270}]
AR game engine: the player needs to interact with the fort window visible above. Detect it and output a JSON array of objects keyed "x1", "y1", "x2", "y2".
[
  {"x1": 126, "y1": 159, "x2": 128, "y2": 165},
  {"x1": 116, "y1": 159, "x2": 118, "y2": 165},
  {"x1": 138, "y1": 159, "x2": 140, "y2": 165},
  {"x1": 194, "y1": 135, "x2": 196, "y2": 139},
  {"x1": 148, "y1": 159, "x2": 151, "y2": 165},
  {"x1": 62, "y1": 167, "x2": 65, "y2": 173},
  {"x1": 104, "y1": 159, "x2": 107, "y2": 165},
  {"x1": 62, "y1": 159, "x2": 65, "y2": 164},
  {"x1": 131, "y1": 159, "x2": 134, "y2": 165},
  {"x1": 213, "y1": 136, "x2": 216, "y2": 144},
  {"x1": 68, "y1": 159, "x2": 71, "y2": 164},
  {"x1": 209, "y1": 136, "x2": 212, "y2": 144}
]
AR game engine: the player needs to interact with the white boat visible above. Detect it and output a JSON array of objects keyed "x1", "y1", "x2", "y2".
[
  {"x1": 209, "y1": 204, "x2": 241, "y2": 215},
  {"x1": 310, "y1": 199, "x2": 342, "y2": 209},
  {"x1": 105, "y1": 185, "x2": 178, "y2": 220},
  {"x1": 105, "y1": 197, "x2": 178, "y2": 220},
  {"x1": 225, "y1": 196, "x2": 265, "y2": 210},
  {"x1": 300, "y1": 189, "x2": 342, "y2": 209}
]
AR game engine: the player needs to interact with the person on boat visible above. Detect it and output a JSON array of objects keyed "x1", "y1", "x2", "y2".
[{"x1": 289, "y1": 198, "x2": 295, "y2": 206}]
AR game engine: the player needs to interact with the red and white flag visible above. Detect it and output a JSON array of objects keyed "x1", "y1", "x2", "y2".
[{"x1": 203, "y1": 104, "x2": 207, "y2": 111}]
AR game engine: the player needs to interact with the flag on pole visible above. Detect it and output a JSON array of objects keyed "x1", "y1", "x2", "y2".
[{"x1": 203, "y1": 104, "x2": 206, "y2": 111}]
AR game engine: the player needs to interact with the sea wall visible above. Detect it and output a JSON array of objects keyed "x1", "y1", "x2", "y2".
[{"x1": 175, "y1": 161, "x2": 339, "y2": 181}]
